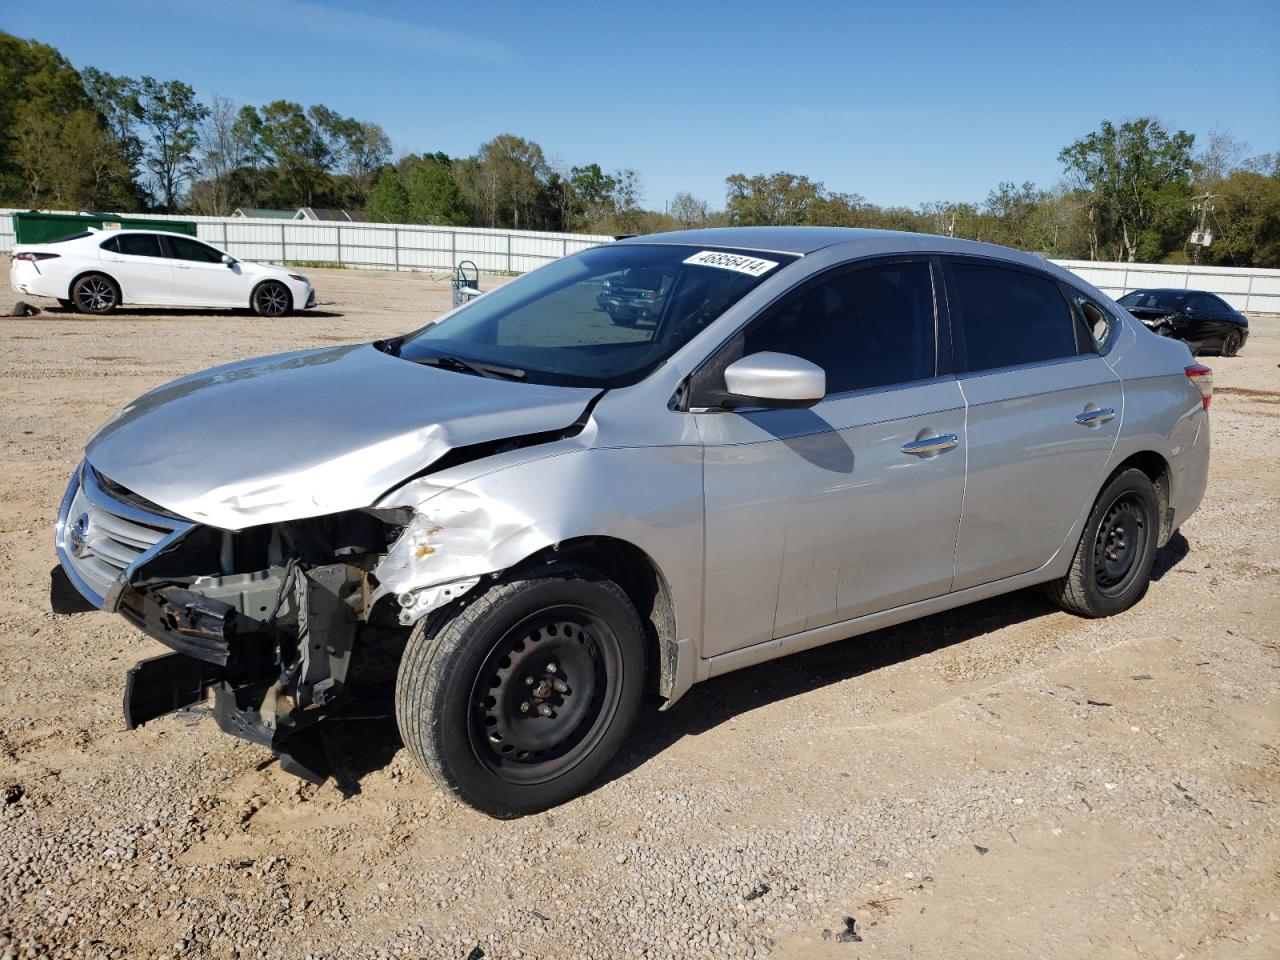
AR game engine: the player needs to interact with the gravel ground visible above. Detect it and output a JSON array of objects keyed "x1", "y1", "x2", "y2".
[{"x1": 1, "y1": 266, "x2": 1277, "y2": 960}]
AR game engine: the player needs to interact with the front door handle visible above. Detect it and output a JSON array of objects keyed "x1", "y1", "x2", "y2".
[
  {"x1": 1075, "y1": 407, "x2": 1116, "y2": 426},
  {"x1": 901, "y1": 433, "x2": 959, "y2": 456}
]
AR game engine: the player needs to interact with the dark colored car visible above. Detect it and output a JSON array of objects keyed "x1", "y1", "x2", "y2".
[
  {"x1": 1117, "y1": 288, "x2": 1249, "y2": 357},
  {"x1": 595, "y1": 266, "x2": 672, "y2": 326}
]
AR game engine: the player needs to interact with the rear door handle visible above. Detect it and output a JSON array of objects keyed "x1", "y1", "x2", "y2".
[
  {"x1": 1075, "y1": 407, "x2": 1115, "y2": 426},
  {"x1": 901, "y1": 433, "x2": 959, "y2": 456}
]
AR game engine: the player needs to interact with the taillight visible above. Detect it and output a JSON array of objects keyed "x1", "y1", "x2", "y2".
[
  {"x1": 12, "y1": 252, "x2": 59, "y2": 262},
  {"x1": 1185, "y1": 363, "x2": 1213, "y2": 409}
]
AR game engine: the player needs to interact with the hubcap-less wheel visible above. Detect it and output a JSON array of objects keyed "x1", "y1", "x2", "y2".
[
  {"x1": 75, "y1": 277, "x2": 116, "y2": 313},
  {"x1": 1092, "y1": 493, "x2": 1147, "y2": 598},
  {"x1": 254, "y1": 282, "x2": 290, "y2": 316},
  {"x1": 469, "y1": 606, "x2": 621, "y2": 786},
  {"x1": 1223, "y1": 331, "x2": 1241, "y2": 357}
]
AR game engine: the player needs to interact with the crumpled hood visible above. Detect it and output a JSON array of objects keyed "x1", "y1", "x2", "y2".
[{"x1": 85, "y1": 344, "x2": 598, "y2": 529}]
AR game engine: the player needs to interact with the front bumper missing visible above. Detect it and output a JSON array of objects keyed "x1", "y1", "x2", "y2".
[{"x1": 123, "y1": 654, "x2": 330, "y2": 784}]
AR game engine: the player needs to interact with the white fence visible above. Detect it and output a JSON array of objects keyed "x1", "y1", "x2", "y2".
[{"x1": 3, "y1": 209, "x2": 1278, "y2": 312}]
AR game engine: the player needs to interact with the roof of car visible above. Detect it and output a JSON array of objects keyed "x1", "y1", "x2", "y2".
[{"x1": 617, "y1": 226, "x2": 1052, "y2": 269}]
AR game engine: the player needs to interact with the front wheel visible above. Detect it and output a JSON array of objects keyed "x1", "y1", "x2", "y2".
[
  {"x1": 1221, "y1": 330, "x2": 1243, "y2": 357},
  {"x1": 71, "y1": 274, "x2": 119, "y2": 315},
  {"x1": 252, "y1": 280, "x2": 292, "y2": 317},
  {"x1": 1045, "y1": 468, "x2": 1160, "y2": 618},
  {"x1": 395, "y1": 565, "x2": 645, "y2": 817}
]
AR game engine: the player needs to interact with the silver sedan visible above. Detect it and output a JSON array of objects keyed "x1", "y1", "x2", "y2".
[{"x1": 52, "y1": 227, "x2": 1212, "y2": 815}]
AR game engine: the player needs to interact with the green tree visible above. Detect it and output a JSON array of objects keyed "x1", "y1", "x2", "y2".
[
  {"x1": 405, "y1": 156, "x2": 470, "y2": 225},
  {"x1": 134, "y1": 76, "x2": 208, "y2": 210},
  {"x1": 0, "y1": 32, "x2": 96, "y2": 202},
  {"x1": 366, "y1": 167, "x2": 410, "y2": 222},
  {"x1": 1201, "y1": 170, "x2": 1280, "y2": 267},
  {"x1": 725, "y1": 172, "x2": 863, "y2": 226},
  {"x1": 1059, "y1": 118, "x2": 1196, "y2": 261},
  {"x1": 460, "y1": 134, "x2": 549, "y2": 228},
  {"x1": 13, "y1": 108, "x2": 134, "y2": 209},
  {"x1": 252, "y1": 101, "x2": 331, "y2": 206}
]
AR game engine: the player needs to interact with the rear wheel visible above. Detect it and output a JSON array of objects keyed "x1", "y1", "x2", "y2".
[
  {"x1": 1221, "y1": 329, "x2": 1242, "y2": 357},
  {"x1": 395, "y1": 565, "x2": 645, "y2": 817},
  {"x1": 71, "y1": 274, "x2": 118, "y2": 315},
  {"x1": 1046, "y1": 468, "x2": 1160, "y2": 618},
  {"x1": 252, "y1": 280, "x2": 292, "y2": 317}
]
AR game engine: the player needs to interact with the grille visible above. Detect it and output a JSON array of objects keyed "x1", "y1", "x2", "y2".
[{"x1": 56, "y1": 464, "x2": 190, "y2": 608}]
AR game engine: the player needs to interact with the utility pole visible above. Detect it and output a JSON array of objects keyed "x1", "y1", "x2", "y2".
[{"x1": 1189, "y1": 193, "x2": 1215, "y2": 265}]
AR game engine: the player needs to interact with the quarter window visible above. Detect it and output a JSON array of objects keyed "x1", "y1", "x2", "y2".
[
  {"x1": 951, "y1": 262, "x2": 1077, "y2": 371},
  {"x1": 114, "y1": 234, "x2": 163, "y2": 258},
  {"x1": 1068, "y1": 290, "x2": 1115, "y2": 351},
  {"x1": 742, "y1": 260, "x2": 937, "y2": 394},
  {"x1": 167, "y1": 236, "x2": 224, "y2": 263}
]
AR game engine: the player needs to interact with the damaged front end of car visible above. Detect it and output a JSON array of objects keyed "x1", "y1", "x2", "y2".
[{"x1": 53, "y1": 461, "x2": 484, "y2": 782}]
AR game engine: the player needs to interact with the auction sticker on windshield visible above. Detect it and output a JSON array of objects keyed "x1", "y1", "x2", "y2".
[{"x1": 683, "y1": 250, "x2": 779, "y2": 277}]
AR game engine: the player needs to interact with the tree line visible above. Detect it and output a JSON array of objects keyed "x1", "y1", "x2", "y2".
[{"x1": 2, "y1": 32, "x2": 1276, "y2": 266}]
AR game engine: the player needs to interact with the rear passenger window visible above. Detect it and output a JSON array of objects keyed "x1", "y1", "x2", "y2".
[
  {"x1": 99, "y1": 237, "x2": 119, "y2": 253},
  {"x1": 167, "y1": 236, "x2": 224, "y2": 263},
  {"x1": 951, "y1": 262, "x2": 1077, "y2": 371},
  {"x1": 742, "y1": 260, "x2": 936, "y2": 394},
  {"x1": 115, "y1": 234, "x2": 163, "y2": 258}
]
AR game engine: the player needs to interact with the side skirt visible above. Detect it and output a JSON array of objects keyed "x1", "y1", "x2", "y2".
[{"x1": 697, "y1": 564, "x2": 1065, "y2": 682}]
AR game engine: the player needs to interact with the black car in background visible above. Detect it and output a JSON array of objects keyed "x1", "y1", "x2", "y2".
[{"x1": 1117, "y1": 288, "x2": 1249, "y2": 356}]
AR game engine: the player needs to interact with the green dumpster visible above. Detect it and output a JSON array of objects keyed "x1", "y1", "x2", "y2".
[{"x1": 12, "y1": 211, "x2": 199, "y2": 245}]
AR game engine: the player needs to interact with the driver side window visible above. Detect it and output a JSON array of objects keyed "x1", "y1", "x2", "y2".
[{"x1": 741, "y1": 260, "x2": 937, "y2": 395}]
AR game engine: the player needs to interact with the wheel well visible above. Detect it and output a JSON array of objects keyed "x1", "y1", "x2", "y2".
[
  {"x1": 1110, "y1": 451, "x2": 1173, "y2": 545},
  {"x1": 68, "y1": 270, "x2": 118, "y2": 301},
  {"x1": 252, "y1": 278, "x2": 293, "y2": 309},
  {"x1": 518, "y1": 537, "x2": 677, "y2": 704}
]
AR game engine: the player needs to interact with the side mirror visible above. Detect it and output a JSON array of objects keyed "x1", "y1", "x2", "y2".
[
  {"x1": 721, "y1": 352, "x2": 826, "y2": 409},
  {"x1": 221, "y1": 254, "x2": 236, "y2": 267}
]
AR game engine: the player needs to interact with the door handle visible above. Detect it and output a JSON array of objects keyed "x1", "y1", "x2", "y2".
[
  {"x1": 1075, "y1": 407, "x2": 1115, "y2": 426},
  {"x1": 901, "y1": 433, "x2": 959, "y2": 456},
  {"x1": 175, "y1": 263, "x2": 190, "y2": 269}
]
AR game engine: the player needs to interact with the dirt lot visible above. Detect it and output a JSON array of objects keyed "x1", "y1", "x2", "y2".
[{"x1": 1, "y1": 265, "x2": 1277, "y2": 960}]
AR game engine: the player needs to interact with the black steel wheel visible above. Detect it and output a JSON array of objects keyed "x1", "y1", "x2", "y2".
[
  {"x1": 396, "y1": 565, "x2": 645, "y2": 817},
  {"x1": 1091, "y1": 493, "x2": 1148, "y2": 599},
  {"x1": 1221, "y1": 330, "x2": 1242, "y2": 357},
  {"x1": 470, "y1": 607, "x2": 622, "y2": 784},
  {"x1": 71, "y1": 274, "x2": 118, "y2": 314},
  {"x1": 252, "y1": 280, "x2": 292, "y2": 317},
  {"x1": 1046, "y1": 467, "x2": 1160, "y2": 618}
]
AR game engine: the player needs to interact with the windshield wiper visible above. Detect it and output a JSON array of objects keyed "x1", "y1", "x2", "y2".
[{"x1": 413, "y1": 354, "x2": 526, "y2": 380}]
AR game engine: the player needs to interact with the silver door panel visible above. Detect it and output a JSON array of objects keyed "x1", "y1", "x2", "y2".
[
  {"x1": 953, "y1": 355, "x2": 1122, "y2": 591},
  {"x1": 698, "y1": 378, "x2": 966, "y2": 658}
]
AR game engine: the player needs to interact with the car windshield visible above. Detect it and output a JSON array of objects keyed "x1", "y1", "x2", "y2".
[
  {"x1": 1118, "y1": 290, "x2": 1184, "y2": 311},
  {"x1": 395, "y1": 244, "x2": 795, "y2": 387}
]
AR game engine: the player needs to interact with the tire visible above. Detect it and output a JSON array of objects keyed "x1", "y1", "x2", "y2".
[
  {"x1": 1045, "y1": 468, "x2": 1160, "y2": 618},
  {"x1": 395, "y1": 564, "x2": 646, "y2": 817},
  {"x1": 252, "y1": 280, "x2": 292, "y2": 317},
  {"x1": 71, "y1": 274, "x2": 119, "y2": 315},
  {"x1": 1221, "y1": 330, "x2": 1242, "y2": 357}
]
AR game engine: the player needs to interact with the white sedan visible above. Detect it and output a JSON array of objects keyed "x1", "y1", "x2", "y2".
[{"x1": 10, "y1": 228, "x2": 316, "y2": 316}]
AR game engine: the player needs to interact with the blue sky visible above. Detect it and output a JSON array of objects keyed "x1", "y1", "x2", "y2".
[{"x1": 6, "y1": 0, "x2": 1278, "y2": 211}]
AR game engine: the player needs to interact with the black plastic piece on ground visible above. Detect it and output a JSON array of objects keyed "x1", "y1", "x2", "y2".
[
  {"x1": 50, "y1": 565, "x2": 97, "y2": 614},
  {"x1": 211, "y1": 681, "x2": 333, "y2": 786},
  {"x1": 124, "y1": 652, "x2": 224, "y2": 729}
]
